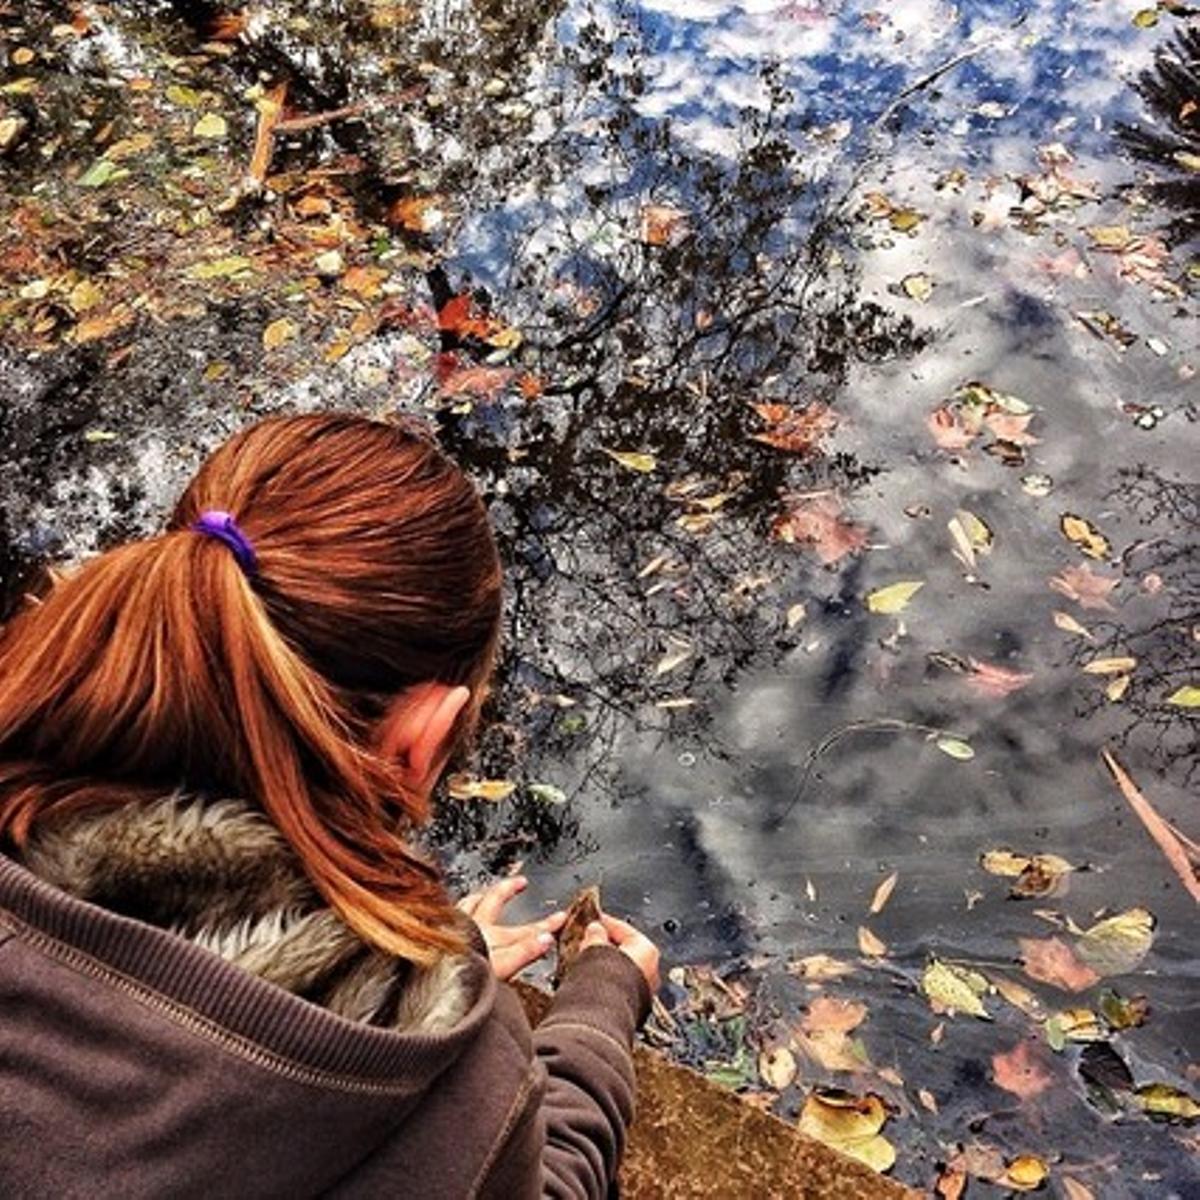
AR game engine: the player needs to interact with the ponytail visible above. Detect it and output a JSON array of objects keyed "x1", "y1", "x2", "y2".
[{"x1": 0, "y1": 414, "x2": 503, "y2": 964}]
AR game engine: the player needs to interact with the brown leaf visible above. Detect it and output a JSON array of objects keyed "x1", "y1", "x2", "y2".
[
  {"x1": 639, "y1": 203, "x2": 689, "y2": 246},
  {"x1": 927, "y1": 405, "x2": 976, "y2": 451},
  {"x1": 771, "y1": 494, "x2": 868, "y2": 566},
  {"x1": 857, "y1": 926, "x2": 887, "y2": 957},
  {"x1": 802, "y1": 996, "x2": 867, "y2": 1035},
  {"x1": 869, "y1": 871, "x2": 898, "y2": 915},
  {"x1": 1049, "y1": 564, "x2": 1118, "y2": 611},
  {"x1": 750, "y1": 402, "x2": 838, "y2": 454},
  {"x1": 1019, "y1": 936, "x2": 1100, "y2": 992},
  {"x1": 991, "y1": 1039, "x2": 1054, "y2": 1101}
]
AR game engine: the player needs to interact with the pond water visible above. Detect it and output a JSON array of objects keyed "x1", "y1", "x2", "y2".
[{"x1": 1, "y1": 1, "x2": 1198, "y2": 1193}]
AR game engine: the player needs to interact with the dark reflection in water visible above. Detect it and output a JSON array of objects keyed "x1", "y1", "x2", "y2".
[{"x1": 2, "y1": 0, "x2": 1199, "y2": 1191}]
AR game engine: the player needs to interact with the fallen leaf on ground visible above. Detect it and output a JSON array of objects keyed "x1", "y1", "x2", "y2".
[
  {"x1": 1049, "y1": 564, "x2": 1118, "y2": 611},
  {"x1": 1099, "y1": 989, "x2": 1149, "y2": 1031},
  {"x1": 984, "y1": 411, "x2": 1040, "y2": 445},
  {"x1": 1166, "y1": 685, "x2": 1200, "y2": 707},
  {"x1": 793, "y1": 1029, "x2": 872, "y2": 1074},
  {"x1": 989, "y1": 975, "x2": 1048, "y2": 1021},
  {"x1": 1019, "y1": 936, "x2": 1100, "y2": 992},
  {"x1": 797, "y1": 1090, "x2": 895, "y2": 1173},
  {"x1": 653, "y1": 638, "x2": 693, "y2": 677},
  {"x1": 788, "y1": 954, "x2": 856, "y2": 981},
  {"x1": 1061, "y1": 514, "x2": 1112, "y2": 560},
  {"x1": 948, "y1": 509, "x2": 994, "y2": 571},
  {"x1": 869, "y1": 872, "x2": 898, "y2": 915},
  {"x1": 866, "y1": 581, "x2": 924, "y2": 614},
  {"x1": 262, "y1": 317, "x2": 297, "y2": 350},
  {"x1": 1045, "y1": 1008, "x2": 1105, "y2": 1049},
  {"x1": 922, "y1": 959, "x2": 991, "y2": 1019},
  {"x1": 192, "y1": 112, "x2": 228, "y2": 139},
  {"x1": 771, "y1": 494, "x2": 868, "y2": 565},
  {"x1": 1000, "y1": 1155, "x2": 1049, "y2": 1192},
  {"x1": 992, "y1": 1039, "x2": 1054, "y2": 1100},
  {"x1": 1082, "y1": 655, "x2": 1137, "y2": 676},
  {"x1": 639, "y1": 203, "x2": 689, "y2": 246},
  {"x1": 1076, "y1": 908, "x2": 1155, "y2": 976}
]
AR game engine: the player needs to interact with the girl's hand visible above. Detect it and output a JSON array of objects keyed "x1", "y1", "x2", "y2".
[
  {"x1": 458, "y1": 877, "x2": 566, "y2": 981},
  {"x1": 580, "y1": 913, "x2": 662, "y2": 993}
]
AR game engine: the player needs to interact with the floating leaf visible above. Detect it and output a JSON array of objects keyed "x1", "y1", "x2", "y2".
[
  {"x1": 1046, "y1": 1008, "x2": 1105, "y2": 1046},
  {"x1": 990, "y1": 975, "x2": 1047, "y2": 1021},
  {"x1": 262, "y1": 317, "x2": 297, "y2": 350},
  {"x1": 192, "y1": 112, "x2": 228, "y2": 139},
  {"x1": 922, "y1": 959, "x2": 991, "y2": 1019},
  {"x1": 771, "y1": 494, "x2": 868, "y2": 565},
  {"x1": 1082, "y1": 656, "x2": 1137, "y2": 676},
  {"x1": 857, "y1": 926, "x2": 887, "y2": 957},
  {"x1": 1131, "y1": 1083, "x2": 1200, "y2": 1121},
  {"x1": 967, "y1": 659, "x2": 1033, "y2": 698},
  {"x1": 1022, "y1": 473, "x2": 1054, "y2": 497},
  {"x1": 788, "y1": 954, "x2": 855, "y2": 981},
  {"x1": 865, "y1": 580, "x2": 924, "y2": 614},
  {"x1": 869, "y1": 872, "x2": 898, "y2": 915},
  {"x1": 446, "y1": 775, "x2": 516, "y2": 802},
  {"x1": 750, "y1": 402, "x2": 838, "y2": 454},
  {"x1": 604, "y1": 448, "x2": 657, "y2": 473},
  {"x1": 527, "y1": 783, "x2": 567, "y2": 806},
  {"x1": 785, "y1": 602, "x2": 808, "y2": 629},
  {"x1": 1060, "y1": 1179, "x2": 1096, "y2": 1200},
  {"x1": 1076, "y1": 908, "x2": 1155, "y2": 976},
  {"x1": 1000, "y1": 1155, "x2": 1049, "y2": 1192},
  {"x1": 1019, "y1": 937, "x2": 1099, "y2": 993},
  {"x1": 802, "y1": 996, "x2": 868, "y2": 1035},
  {"x1": 1165, "y1": 685, "x2": 1200, "y2": 707},
  {"x1": 935, "y1": 736, "x2": 975, "y2": 761},
  {"x1": 1053, "y1": 611, "x2": 1094, "y2": 640},
  {"x1": 900, "y1": 272, "x2": 934, "y2": 302},
  {"x1": 797, "y1": 1090, "x2": 895, "y2": 1173},
  {"x1": 757, "y1": 1045, "x2": 797, "y2": 1091},
  {"x1": 1131, "y1": 9, "x2": 1159, "y2": 29},
  {"x1": 1098, "y1": 989, "x2": 1149, "y2": 1031},
  {"x1": 1061, "y1": 514, "x2": 1112, "y2": 560}
]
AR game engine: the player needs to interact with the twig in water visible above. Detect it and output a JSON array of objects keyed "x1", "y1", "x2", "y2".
[{"x1": 1101, "y1": 748, "x2": 1200, "y2": 904}]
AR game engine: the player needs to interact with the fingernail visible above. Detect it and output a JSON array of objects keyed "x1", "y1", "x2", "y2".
[{"x1": 537, "y1": 931, "x2": 555, "y2": 947}]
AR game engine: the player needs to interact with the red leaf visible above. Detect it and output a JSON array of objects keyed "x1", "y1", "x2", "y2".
[
  {"x1": 771, "y1": 494, "x2": 868, "y2": 566},
  {"x1": 927, "y1": 405, "x2": 976, "y2": 451},
  {"x1": 992, "y1": 1039, "x2": 1055, "y2": 1101},
  {"x1": 751, "y1": 401, "x2": 838, "y2": 454},
  {"x1": 1019, "y1": 937, "x2": 1100, "y2": 993},
  {"x1": 439, "y1": 365, "x2": 515, "y2": 399}
]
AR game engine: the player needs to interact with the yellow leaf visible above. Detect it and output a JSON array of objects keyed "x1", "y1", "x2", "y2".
[
  {"x1": 68, "y1": 278, "x2": 104, "y2": 313},
  {"x1": 446, "y1": 775, "x2": 516, "y2": 802},
  {"x1": 1165, "y1": 685, "x2": 1200, "y2": 707},
  {"x1": 1105, "y1": 674, "x2": 1132, "y2": 702},
  {"x1": 921, "y1": 959, "x2": 991, "y2": 1019},
  {"x1": 262, "y1": 317, "x2": 297, "y2": 350},
  {"x1": 785, "y1": 602, "x2": 807, "y2": 629},
  {"x1": 857, "y1": 926, "x2": 887, "y2": 957},
  {"x1": 1060, "y1": 513, "x2": 1112, "y2": 560},
  {"x1": 604, "y1": 448, "x2": 657, "y2": 473},
  {"x1": 189, "y1": 256, "x2": 254, "y2": 280},
  {"x1": 653, "y1": 638, "x2": 692, "y2": 677},
  {"x1": 1053, "y1": 610, "x2": 1094, "y2": 640},
  {"x1": 1173, "y1": 151, "x2": 1200, "y2": 173},
  {"x1": 935, "y1": 736, "x2": 975, "y2": 761},
  {"x1": 192, "y1": 112, "x2": 228, "y2": 139},
  {"x1": 797, "y1": 1091, "x2": 895, "y2": 1173},
  {"x1": 1001, "y1": 1155, "x2": 1049, "y2": 1192},
  {"x1": 1082, "y1": 656, "x2": 1137, "y2": 675},
  {"x1": 869, "y1": 872, "x2": 898, "y2": 915},
  {"x1": 1132, "y1": 1083, "x2": 1200, "y2": 1120},
  {"x1": 757, "y1": 1046, "x2": 797, "y2": 1090},
  {"x1": 1076, "y1": 908, "x2": 1155, "y2": 976},
  {"x1": 1131, "y1": 8, "x2": 1158, "y2": 29},
  {"x1": 900, "y1": 272, "x2": 934, "y2": 302},
  {"x1": 1087, "y1": 224, "x2": 1133, "y2": 249},
  {"x1": 865, "y1": 580, "x2": 924, "y2": 614},
  {"x1": 888, "y1": 207, "x2": 923, "y2": 233}
]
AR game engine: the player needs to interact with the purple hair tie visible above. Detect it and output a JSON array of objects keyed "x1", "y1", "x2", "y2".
[{"x1": 191, "y1": 510, "x2": 258, "y2": 576}]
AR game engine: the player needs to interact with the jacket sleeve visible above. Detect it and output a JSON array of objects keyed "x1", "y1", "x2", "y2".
[{"x1": 480, "y1": 945, "x2": 651, "y2": 1200}]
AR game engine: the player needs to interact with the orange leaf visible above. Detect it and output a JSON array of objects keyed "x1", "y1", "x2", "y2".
[
  {"x1": 1019, "y1": 937, "x2": 1100, "y2": 993},
  {"x1": 801, "y1": 996, "x2": 868, "y2": 1035},
  {"x1": 439, "y1": 365, "x2": 515, "y2": 399},
  {"x1": 750, "y1": 401, "x2": 838, "y2": 454},
  {"x1": 927, "y1": 405, "x2": 976, "y2": 451},
  {"x1": 991, "y1": 1039, "x2": 1054, "y2": 1101}
]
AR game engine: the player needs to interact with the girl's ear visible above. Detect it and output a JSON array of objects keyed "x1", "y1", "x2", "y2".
[{"x1": 377, "y1": 683, "x2": 471, "y2": 792}]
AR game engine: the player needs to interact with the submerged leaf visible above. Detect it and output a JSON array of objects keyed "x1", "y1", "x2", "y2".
[
  {"x1": 1019, "y1": 937, "x2": 1099, "y2": 992},
  {"x1": 992, "y1": 1039, "x2": 1054, "y2": 1101},
  {"x1": 771, "y1": 494, "x2": 867, "y2": 565},
  {"x1": 1049, "y1": 565, "x2": 1118, "y2": 611}
]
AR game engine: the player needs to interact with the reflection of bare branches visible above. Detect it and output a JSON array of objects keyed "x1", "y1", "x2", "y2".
[{"x1": 1118, "y1": 27, "x2": 1200, "y2": 239}]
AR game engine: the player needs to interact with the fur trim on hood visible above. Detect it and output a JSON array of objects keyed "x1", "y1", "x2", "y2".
[{"x1": 19, "y1": 795, "x2": 473, "y2": 1035}]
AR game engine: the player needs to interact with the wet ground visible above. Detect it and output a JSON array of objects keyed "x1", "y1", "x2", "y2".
[{"x1": 2, "y1": 1, "x2": 1199, "y2": 1194}]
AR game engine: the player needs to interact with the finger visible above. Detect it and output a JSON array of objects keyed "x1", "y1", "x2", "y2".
[
  {"x1": 456, "y1": 890, "x2": 483, "y2": 916},
  {"x1": 598, "y1": 913, "x2": 642, "y2": 944},
  {"x1": 487, "y1": 911, "x2": 568, "y2": 949},
  {"x1": 474, "y1": 876, "x2": 527, "y2": 925},
  {"x1": 579, "y1": 921, "x2": 610, "y2": 951},
  {"x1": 491, "y1": 931, "x2": 555, "y2": 981}
]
